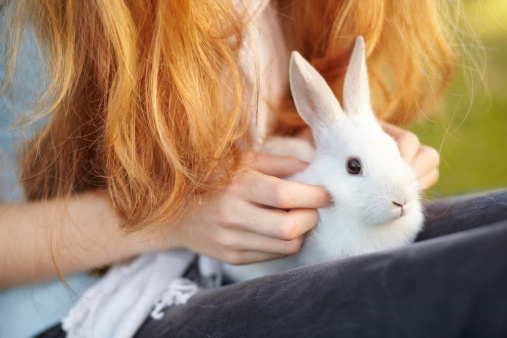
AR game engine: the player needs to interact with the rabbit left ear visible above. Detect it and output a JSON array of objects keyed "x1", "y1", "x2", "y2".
[
  {"x1": 343, "y1": 37, "x2": 373, "y2": 116},
  {"x1": 290, "y1": 51, "x2": 345, "y2": 134}
]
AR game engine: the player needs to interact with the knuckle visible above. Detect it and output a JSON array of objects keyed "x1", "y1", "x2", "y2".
[
  {"x1": 271, "y1": 183, "x2": 291, "y2": 208},
  {"x1": 215, "y1": 205, "x2": 233, "y2": 226},
  {"x1": 284, "y1": 238, "x2": 303, "y2": 255},
  {"x1": 424, "y1": 146, "x2": 440, "y2": 167},
  {"x1": 278, "y1": 217, "x2": 298, "y2": 241},
  {"x1": 401, "y1": 131, "x2": 420, "y2": 149},
  {"x1": 226, "y1": 179, "x2": 239, "y2": 192},
  {"x1": 225, "y1": 180, "x2": 242, "y2": 199},
  {"x1": 225, "y1": 251, "x2": 244, "y2": 265},
  {"x1": 432, "y1": 168, "x2": 440, "y2": 181},
  {"x1": 309, "y1": 209, "x2": 320, "y2": 224},
  {"x1": 217, "y1": 233, "x2": 236, "y2": 249}
]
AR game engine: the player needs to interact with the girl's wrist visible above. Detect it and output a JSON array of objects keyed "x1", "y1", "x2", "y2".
[
  {"x1": 86, "y1": 191, "x2": 148, "y2": 259},
  {"x1": 91, "y1": 190, "x2": 187, "y2": 257},
  {"x1": 121, "y1": 218, "x2": 187, "y2": 256}
]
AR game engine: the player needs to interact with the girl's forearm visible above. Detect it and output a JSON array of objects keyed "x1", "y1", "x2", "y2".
[{"x1": 0, "y1": 191, "x2": 150, "y2": 290}]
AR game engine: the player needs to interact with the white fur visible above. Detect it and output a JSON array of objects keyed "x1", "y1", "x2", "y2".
[{"x1": 223, "y1": 37, "x2": 424, "y2": 282}]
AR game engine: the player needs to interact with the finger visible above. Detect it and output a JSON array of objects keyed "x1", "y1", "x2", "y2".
[
  {"x1": 222, "y1": 250, "x2": 288, "y2": 265},
  {"x1": 246, "y1": 152, "x2": 309, "y2": 178},
  {"x1": 411, "y1": 145, "x2": 440, "y2": 178},
  {"x1": 234, "y1": 204, "x2": 319, "y2": 240},
  {"x1": 295, "y1": 127, "x2": 315, "y2": 145},
  {"x1": 417, "y1": 168, "x2": 439, "y2": 191},
  {"x1": 380, "y1": 121, "x2": 420, "y2": 163},
  {"x1": 218, "y1": 228, "x2": 306, "y2": 256},
  {"x1": 238, "y1": 170, "x2": 331, "y2": 209}
]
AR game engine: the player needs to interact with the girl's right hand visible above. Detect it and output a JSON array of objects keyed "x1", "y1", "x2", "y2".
[{"x1": 163, "y1": 152, "x2": 331, "y2": 265}]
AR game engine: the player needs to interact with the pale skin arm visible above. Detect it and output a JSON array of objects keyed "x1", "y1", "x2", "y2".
[
  {"x1": 0, "y1": 153, "x2": 330, "y2": 290},
  {"x1": 0, "y1": 191, "x2": 143, "y2": 289}
]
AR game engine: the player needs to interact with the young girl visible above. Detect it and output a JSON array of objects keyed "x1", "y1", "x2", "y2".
[{"x1": 1, "y1": 0, "x2": 506, "y2": 336}]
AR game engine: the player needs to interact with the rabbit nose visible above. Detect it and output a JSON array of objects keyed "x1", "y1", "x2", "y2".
[
  {"x1": 392, "y1": 201, "x2": 405, "y2": 217},
  {"x1": 392, "y1": 201, "x2": 404, "y2": 208}
]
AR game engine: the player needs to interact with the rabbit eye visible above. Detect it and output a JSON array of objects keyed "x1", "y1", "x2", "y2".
[{"x1": 346, "y1": 157, "x2": 362, "y2": 175}]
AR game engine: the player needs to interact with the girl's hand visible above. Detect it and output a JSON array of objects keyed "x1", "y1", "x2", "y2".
[
  {"x1": 379, "y1": 121, "x2": 440, "y2": 191},
  {"x1": 167, "y1": 152, "x2": 331, "y2": 265}
]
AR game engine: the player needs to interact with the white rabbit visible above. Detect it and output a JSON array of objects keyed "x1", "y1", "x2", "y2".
[{"x1": 223, "y1": 37, "x2": 424, "y2": 282}]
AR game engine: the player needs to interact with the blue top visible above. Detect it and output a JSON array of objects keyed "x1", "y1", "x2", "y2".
[{"x1": 0, "y1": 21, "x2": 99, "y2": 338}]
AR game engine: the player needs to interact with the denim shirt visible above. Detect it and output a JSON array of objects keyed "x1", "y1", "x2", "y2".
[{"x1": 0, "y1": 23, "x2": 99, "y2": 338}]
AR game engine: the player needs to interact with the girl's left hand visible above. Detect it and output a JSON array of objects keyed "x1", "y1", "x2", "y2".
[{"x1": 379, "y1": 121, "x2": 440, "y2": 191}]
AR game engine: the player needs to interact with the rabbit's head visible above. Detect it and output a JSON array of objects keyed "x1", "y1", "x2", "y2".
[{"x1": 290, "y1": 37, "x2": 420, "y2": 226}]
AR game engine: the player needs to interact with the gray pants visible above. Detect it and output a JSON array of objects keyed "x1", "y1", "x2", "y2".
[{"x1": 133, "y1": 190, "x2": 507, "y2": 337}]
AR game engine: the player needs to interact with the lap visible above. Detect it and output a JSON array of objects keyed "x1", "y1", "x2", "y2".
[
  {"x1": 417, "y1": 189, "x2": 507, "y2": 241},
  {"x1": 134, "y1": 190, "x2": 507, "y2": 337}
]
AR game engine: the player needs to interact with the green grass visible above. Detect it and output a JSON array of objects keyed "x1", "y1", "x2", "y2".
[{"x1": 410, "y1": 0, "x2": 507, "y2": 198}]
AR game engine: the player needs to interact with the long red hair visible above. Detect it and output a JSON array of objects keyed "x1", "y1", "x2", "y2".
[{"x1": 1, "y1": 0, "x2": 456, "y2": 231}]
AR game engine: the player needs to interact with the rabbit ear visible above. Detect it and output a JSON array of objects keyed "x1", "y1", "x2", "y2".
[
  {"x1": 290, "y1": 51, "x2": 344, "y2": 132},
  {"x1": 343, "y1": 37, "x2": 372, "y2": 116}
]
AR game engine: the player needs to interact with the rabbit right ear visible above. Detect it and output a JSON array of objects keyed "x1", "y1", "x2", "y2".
[
  {"x1": 290, "y1": 52, "x2": 344, "y2": 133},
  {"x1": 343, "y1": 37, "x2": 372, "y2": 116}
]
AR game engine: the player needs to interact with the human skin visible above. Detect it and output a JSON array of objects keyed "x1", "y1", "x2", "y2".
[
  {"x1": 0, "y1": 153, "x2": 327, "y2": 289},
  {"x1": 0, "y1": 122, "x2": 439, "y2": 289},
  {"x1": 379, "y1": 121, "x2": 440, "y2": 191}
]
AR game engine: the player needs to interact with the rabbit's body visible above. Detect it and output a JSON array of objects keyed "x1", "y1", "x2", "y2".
[
  {"x1": 291, "y1": 129, "x2": 424, "y2": 262},
  {"x1": 223, "y1": 37, "x2": 424, "y2": 282}
]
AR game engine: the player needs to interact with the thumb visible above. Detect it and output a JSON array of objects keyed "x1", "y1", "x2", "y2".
[{"x1": 246, "y1": 152, "x2": 309, "y2": 178}]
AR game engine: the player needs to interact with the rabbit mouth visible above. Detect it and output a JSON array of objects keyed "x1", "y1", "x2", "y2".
[
  {"x1": 369, "y1": 203, "x2": 412, "y2": 225},
  {"x1": 392, "y1": 204, "x2": 408, "y2": 219},
  {"x1": 397, "y1": 206, "x2": 405, "y2": 218}
]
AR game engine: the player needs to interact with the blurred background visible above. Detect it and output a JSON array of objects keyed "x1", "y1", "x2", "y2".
[{"x1": 411, "y1": 0, "x2": 507, "y2": 198}]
